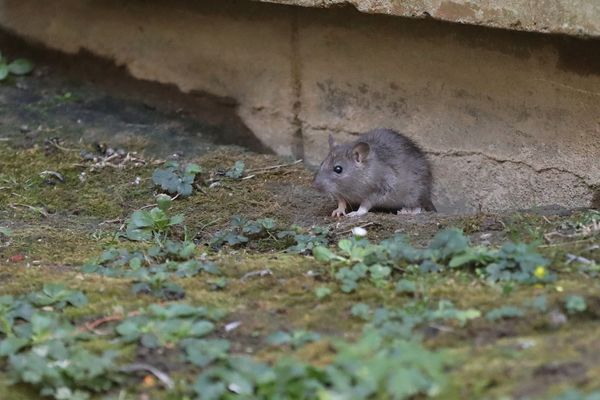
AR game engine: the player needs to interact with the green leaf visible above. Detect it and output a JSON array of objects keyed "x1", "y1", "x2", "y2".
[
  {"x1": 129, "y1": 210, "x2": 154, "y2": 228},
  {"x1": 350, "y1": 303, "x2": 371, "y2": 320},
  {"x1": 428, "y1": 228, "x2": 469, "y2": 261},
  {"x1": 155, "y1": 194, "x2": 172, "y2": 211},
  {"x1": 169, "y1": 214, "x2": 184, "y2": 226},
  {"x1": 125, "y1": 228, "x2": 152, "y2": 241},
  {"x1": 225, "y1": 160, "x2": 245, "y2": 179},
  {"x1": 66, "y1": 292, "x2": 88, "y2": 308},
  {"x1": 314, "y1": 286, "x2": 332, "y2": 299},
  {"x1": 565, "y1": 295, "x2": 587, "y2": 314},
  {"x1": 152, "y1": 169, "x2": 180, "y2": 193},
  {"x1": 0, "y1": 337, "x2": 28, "y2": 356},
  {"x1": 266, "y1": 331, "x2": 291, "y2": 346},
  {"x1": 129, "y1": 257, "x2": 142, "y2": 270},
  {"x1": 184, "y1": 163, "x2": 202, "y2": 175},
  {"x1": 184, "y1": 339, "x2": 230, "y2": 367},
  {"x1": 485, "y1": 306, "x2": 525, "y2": 321},
  {"x1": 0, "y1": 63, "x2": 8, "y2": 81},
  {"x1": 338, "y1": 239, "x2": 353, "y2": 255},
  {"x1": 190, "y1": 321, "x2": 215, "y2": 337},
  {"x1": 8, "y1": 59, "x2": 34, "y2": 75},
  {"x1": 395, "y1": 279, "x2": 417, "y2": 294},
  {"x1": 312, "y1": 246, "x2": 339, "y2": 262},
  {"x1": 449, "y1": 247, "x2": 493, "y2": 268}
]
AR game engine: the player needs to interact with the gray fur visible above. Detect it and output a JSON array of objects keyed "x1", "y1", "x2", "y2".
[{"x1": 313, "y1": 128, "x2": 436, "y2": 213}]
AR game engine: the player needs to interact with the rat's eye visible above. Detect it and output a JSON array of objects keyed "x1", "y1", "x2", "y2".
[{"x1": 333, "y1": 165, "x2": 343, "y2": 174}]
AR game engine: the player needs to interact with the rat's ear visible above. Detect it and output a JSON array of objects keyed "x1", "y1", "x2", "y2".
[
  {"x1": 352, "y1": 142, "x2": 370, "y2": 163},
  {"x1": 328, "y1": 134, "x2": 336, "y2": 150}
]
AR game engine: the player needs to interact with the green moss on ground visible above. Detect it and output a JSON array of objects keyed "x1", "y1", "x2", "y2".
[{"x1": 1, "y1": 139, "x2": 599, "y2": 400}]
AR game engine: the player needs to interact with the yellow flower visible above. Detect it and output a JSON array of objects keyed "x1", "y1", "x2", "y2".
[{"x1": 534, "y1": 266, "x2": 547, "y2": 279}]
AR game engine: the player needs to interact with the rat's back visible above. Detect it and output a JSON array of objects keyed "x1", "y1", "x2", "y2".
[{"x1": 359, "y1": 128, "x2": 435, "y2": 212}]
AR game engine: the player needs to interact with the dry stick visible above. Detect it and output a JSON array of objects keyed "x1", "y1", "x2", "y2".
[
  {"x1": 46, "y1": 140, "x2": 77, "y2": 152},
  {"x1": 336, "y1": 222, "x2": 379, "y2": 236},
  {"x1": 539, "y1": 237, "x2": 596, "y2": 249},
  {"x1": 9, "y1": 203, "x2": 48, "y2": 217},
  {"x1": 245, "y1": 159, "x2": 303, "y2": 174},
  {"x1": 119, "y1": 363, "x2": 174, "y2": 389},
  {"x1": 99, "y1": 217, "x2": 124, "y2": 226},
  {"x1": 83, "y1": 310, "x2": 142, "y2": 331}
]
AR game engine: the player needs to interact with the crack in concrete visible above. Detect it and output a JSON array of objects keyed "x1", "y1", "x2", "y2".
[
  {"x1": 305, "y1": 125, "x2": 363, "y2": 136},
  {"x1": 290, "y1": 8, "x2": 305, "y2": 160},
  {"x1": 426, "y1": 149, "x2": 593, "y2": 188}
]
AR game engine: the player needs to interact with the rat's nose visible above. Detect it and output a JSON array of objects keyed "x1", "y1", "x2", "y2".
[{"x1": 313, "y1": 175, "x2": 324, "y2": 192}]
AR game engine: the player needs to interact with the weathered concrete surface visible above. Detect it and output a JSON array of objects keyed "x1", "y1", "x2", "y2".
[
  {"x1": 257, "y1": 0, "x2": 600, "y2": 37},
  {"x1": 0, "y1": 0, "x2": 300, "y2": 157},
  {"x1": 0, "y1": 0, "x2": 599, "y2": 212}
]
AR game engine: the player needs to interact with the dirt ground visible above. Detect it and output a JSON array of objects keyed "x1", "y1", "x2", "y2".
[{"x1": 1, "y1": 48, "x2": 600, "y2": 400}]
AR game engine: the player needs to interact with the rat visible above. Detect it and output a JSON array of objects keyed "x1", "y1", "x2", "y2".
[{"x1": 313, "y1": 128, "x2": 436, "y2": 217}]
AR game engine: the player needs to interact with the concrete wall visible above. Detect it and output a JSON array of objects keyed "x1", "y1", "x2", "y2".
[
  {"x1": 1, "y1": 0, "x2": 599, "y2": 212},
  {"x1": 257, "y1": 0, "x2": 600, "y2": 37}
]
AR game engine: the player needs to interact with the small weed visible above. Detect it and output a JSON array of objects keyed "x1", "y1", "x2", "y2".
[
  {"x1": 277, "y1": 225, "x2": 331, "y2": 254},
  {"x1": 115, "y1": 303, "x2": 224, "y2": 348},
  {"x1": 313, "y1": 229, "x2": 553, "y2": 293},
  {"x1": 125, "y1": 194, "x2": 184, "y2": 241},
  {"x1": 210, "y1": 215, "x2": 276, "y2": 249},
  {"x1": 0, "y1": 52, "x2": 34, "y2": 81},
  {"x1": 152, "y1": 161, "x2": 202, "y2": 197},
  {"x1": 564, "y1": 295, "x2": 587, "y2": 315},
  {"x1": 224, "y1": 160, "x2": 245, "y2": 179},
  {"x1": 266, "y1": 330, "x2": 321, "y2": 349},
  {"x1": 485, "y1": 306, "x2": 526, "y2": 321}
]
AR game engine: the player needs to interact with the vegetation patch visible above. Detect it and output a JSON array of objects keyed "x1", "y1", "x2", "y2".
[{"x1": 1, "y1": 69, "x2": 600, "y2": 398}]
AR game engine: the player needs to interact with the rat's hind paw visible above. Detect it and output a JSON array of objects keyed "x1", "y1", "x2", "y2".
[
  {"x1": 347, "y1": 210, "x2": 368, "y2": 218},
  {"x1": 398, "y1": 207, "x2": 422, "y2": 215}
]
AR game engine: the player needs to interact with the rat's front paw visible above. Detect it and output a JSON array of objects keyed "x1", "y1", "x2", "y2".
[{"x1": 331, "y1": 208, "x2": 346, "y2": 218}]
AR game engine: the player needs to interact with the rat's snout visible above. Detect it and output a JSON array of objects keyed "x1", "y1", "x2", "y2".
[{"x1": 313, "y1": 173, "x2": 326, "y2": 192}]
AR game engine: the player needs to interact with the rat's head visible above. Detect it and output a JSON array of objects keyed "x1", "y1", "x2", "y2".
[{"x1": 313, "y1": 134, "x2": 373, "y2": 202}]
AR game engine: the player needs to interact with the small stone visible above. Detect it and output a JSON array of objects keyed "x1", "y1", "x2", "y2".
[
  {"x1": 352, "y1": 226, "x2": 368, "y2": 237},
  {"x1": 549, "y1": 309, "x2": 568, "y2": 328}
]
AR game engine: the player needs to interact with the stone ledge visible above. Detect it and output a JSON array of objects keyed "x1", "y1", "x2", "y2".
[{"x1": 256, "y1": 0, "x2": 600, "y2": 37}]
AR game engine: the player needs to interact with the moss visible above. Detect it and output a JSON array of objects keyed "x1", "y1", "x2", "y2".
[
  {"x1": 1, "y1": 137, "x2": 600, "y2": 399},
  {"x1": 0, "y1": 144, "x2": 154, "y2": 222}
]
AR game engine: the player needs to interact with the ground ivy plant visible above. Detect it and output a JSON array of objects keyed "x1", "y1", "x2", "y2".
[
  {"x1": 0, "y1": 52, "x2": 34, "y2": 81},
  {"x1": 152, "y1": 160, "x2": 202, "y2": 197},
  {"x1": 313, "y1": 228, "x2": 553, "y2": 292}
]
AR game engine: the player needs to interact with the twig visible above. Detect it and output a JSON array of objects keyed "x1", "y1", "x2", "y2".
[
  {"x1": 200, "y1": 218, "x2": 222, "y2": 230},
  {"x1": 240, "y1": 269, "x2": 273, "y2": 281},
  {"x1": 9, "y1": 203, "x2": 48, "y2": 217},
  {"x1": 140, "y1": 203, "x2": 158, "y2": 210},
  {"x1": 245, "y1": 159, "x2": 302, "y2": 174},
  {"x1": 82, "y1": 310, "x2": 142, "y2": 332},
  {"x1": 565, "y1": 253, "x2": 594, "y2": 265},
  {"x1": 539, "y1": 237, "x2": 596, "y2": 248},
  {"x1": 84, "y1": 315, "x2": 126, "y2": 332},
  {"x1": 0, "y1": 138, "x2": 11, "y2": 141},
  {"x1": 336, "y1": 222, "x2": 378, "y2": 236},
  {"x1": 99, "y1": 217, "x2": 124, "y2": 226},
  {"x1": 119, "y1": 363, "x2": 174, "y2": 389},
  {"x1": 46, "y1": 140, "x2": 77, "y2": 152}
]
